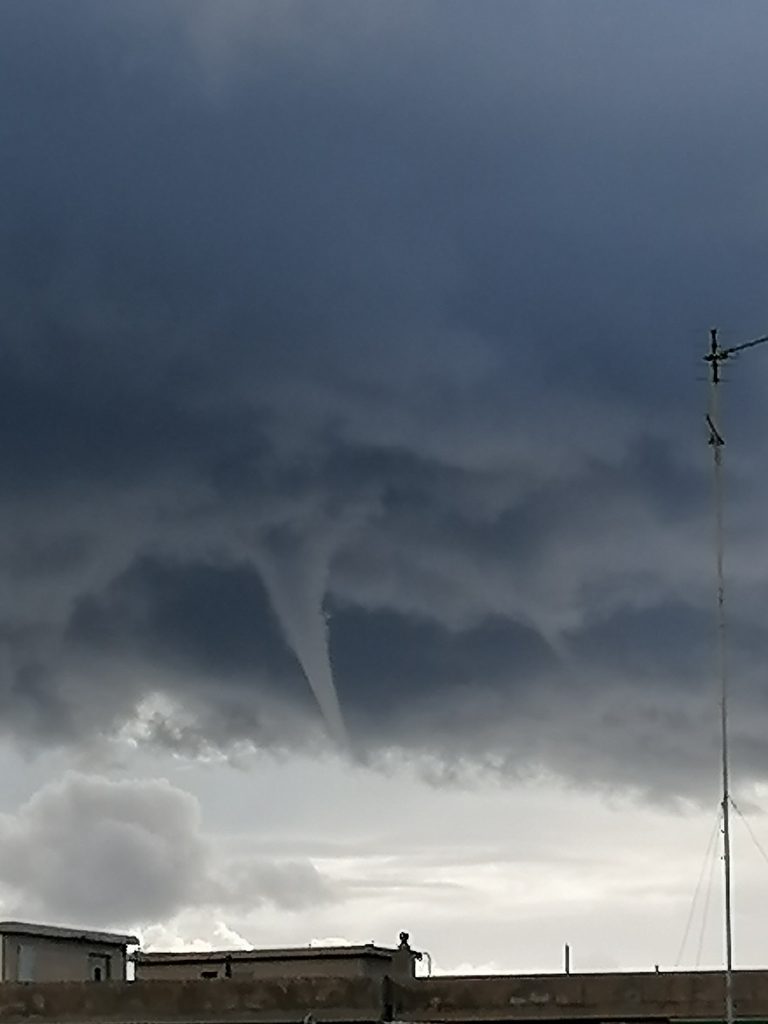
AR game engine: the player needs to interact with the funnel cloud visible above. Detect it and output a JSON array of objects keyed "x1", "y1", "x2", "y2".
[{"x1": 255, "y1": 526, "x2": 347, "y2": 747}]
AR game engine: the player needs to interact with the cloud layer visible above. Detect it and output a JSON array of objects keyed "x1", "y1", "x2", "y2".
[{"x1": 1, "y1": 2, "x2": 768, "y2": 799}]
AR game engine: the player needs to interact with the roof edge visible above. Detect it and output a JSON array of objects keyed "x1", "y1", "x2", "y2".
[
  {"x1": 0, "y1": 922, "x2": 139, "y2": 946},
  {"x1": 136, "y1": 945, "x2": 402, "y2": 964}
]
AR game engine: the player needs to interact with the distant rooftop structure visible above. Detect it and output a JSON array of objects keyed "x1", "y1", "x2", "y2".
[
  {"x1": 0, "y1": 922, "x2": 139, "y2": 946},
  {"x1": 135, "y1": 932, "x2": 422, "y2": 982},
  {"x1": 0, "y1": 921, "x2": 138, "y2": 983},
  {"x1": 137, "y1": 943, "x2": 402, "y2": 964}
]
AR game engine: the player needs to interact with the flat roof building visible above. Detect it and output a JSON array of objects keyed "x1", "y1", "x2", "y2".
[
  {"x1": 0, "y1": 922, "x2": 138, "y2": 983},
  {"x1": 135, "y1": 932, "x2": 422, "y2": 983}
]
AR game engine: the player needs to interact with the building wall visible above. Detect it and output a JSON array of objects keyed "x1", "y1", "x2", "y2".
[
  {"x1": 390, "y1": 969, "x2": 766, "y2": 1022},
  {"x1": 1, "y1": 935, "x2": 127, "y2": 983},
  {"x1": 0, "y1": 969, "x2": 766, "y2": 1023},
  {"x1": 0, "y1": 976, "x2": 385, "y2": 1023},
  {"x1": 136, "y1": 955, "x2": 394, "y2": 982}
]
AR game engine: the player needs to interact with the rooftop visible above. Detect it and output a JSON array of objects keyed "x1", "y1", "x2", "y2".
[
  {"x1": 136, "y1": 943, "x2": 406, "y2": 965},
  {"x1": 0, "y1": 921, "x2": 139, "y2": 946}
]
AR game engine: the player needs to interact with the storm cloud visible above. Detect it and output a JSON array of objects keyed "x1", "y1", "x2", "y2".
[{"x1": 1, "y1": 1, "x2": 768, "y2": 800}]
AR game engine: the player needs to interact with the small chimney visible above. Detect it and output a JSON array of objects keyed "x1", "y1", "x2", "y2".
[{"x1": 394, "y1": 932, "x2": 421, "y2": 979}]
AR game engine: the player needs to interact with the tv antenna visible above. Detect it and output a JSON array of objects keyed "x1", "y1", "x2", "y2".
[{"x1": 704, "y1": 327, "x2": 768, "y2": 1024}]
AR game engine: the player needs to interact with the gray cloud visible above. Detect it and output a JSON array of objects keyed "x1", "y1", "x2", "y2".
[
  {"x1": 0, "y1": 774, "x2": 206, "y2": 926},
  {"x1": 0, "y1": 1, "x2": 767, "y2": 798},
  {"x1": 0, "y1": 773, "x2": 337, "y2": 929}
]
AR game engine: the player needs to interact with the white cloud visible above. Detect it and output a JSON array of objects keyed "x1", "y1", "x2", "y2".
[
  {"x1": 0, "y1": 772, "x2": 338, "y2": 932},
  {"x1": 0, "y1": 773, "x2": 205, "y2": 927}
]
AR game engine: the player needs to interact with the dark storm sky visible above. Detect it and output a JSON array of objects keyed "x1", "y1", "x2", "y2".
[{"x1": 2, "y1": 0, "x2": 768, "y2": 801}]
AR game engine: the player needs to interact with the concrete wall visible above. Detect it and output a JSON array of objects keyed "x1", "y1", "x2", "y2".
[
  {"x1": 0, "y1": 976, "x2": 384, "y2": 1023},
  {"x1": 390, "y1": 970, "x2": 768, "y2": 1021},
  {"x1": 1, "y1": 934, "x2": 127, "y2": 983},
  {"x1": 1, "y1": 967, "x2": 768, "y2": 1023}
]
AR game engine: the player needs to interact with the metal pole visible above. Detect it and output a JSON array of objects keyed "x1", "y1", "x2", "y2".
[
  {"x1": 707, "y1": 328, "x2": 734, "y2": 1024},
  {"x1": 702, "y1": 326, "x2": 768, "y2": 1024}
]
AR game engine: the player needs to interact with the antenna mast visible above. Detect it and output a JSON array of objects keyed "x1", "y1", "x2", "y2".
[{"x1": 704, "y1": 327, "x2": 768, "y2": 1024}]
